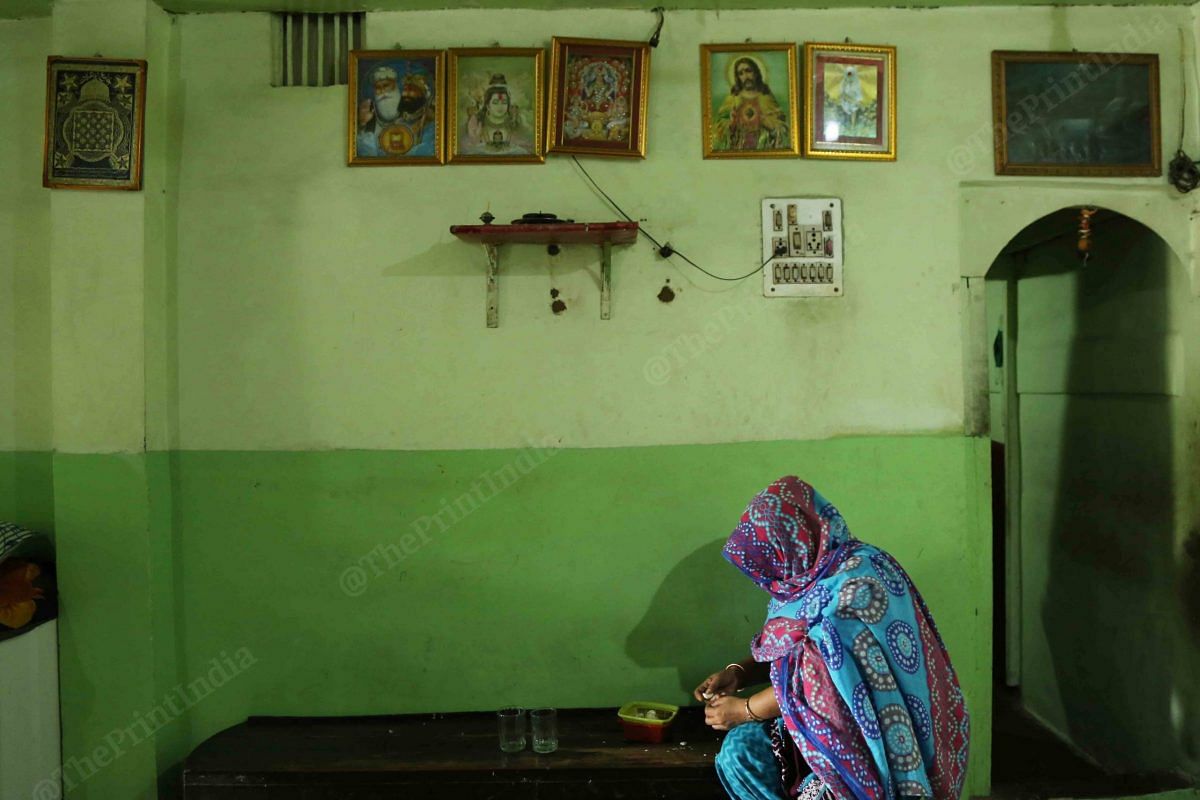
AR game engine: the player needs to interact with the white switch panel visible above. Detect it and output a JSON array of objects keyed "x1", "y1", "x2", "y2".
[{"x1": 761, "y1": 198, "x2": 843, "y2": 297}]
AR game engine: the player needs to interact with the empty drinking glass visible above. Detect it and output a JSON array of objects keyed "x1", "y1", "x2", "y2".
[
  {"x1": 497, "y1": 707, "x2": 526, "y2": 752},
  {"x1": 530, "y1": 707, "x2": 558, "y2": 753}
]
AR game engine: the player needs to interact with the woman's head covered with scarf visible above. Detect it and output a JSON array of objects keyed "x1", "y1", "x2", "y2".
[
  {"x1": 721, "y1": 476, "x2": 971, "y2": 800},
  {"x1": 723, "y1": 476, "x2": 851, "y2": 603}
]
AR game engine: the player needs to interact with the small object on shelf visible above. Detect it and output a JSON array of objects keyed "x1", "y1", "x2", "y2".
[
  {"x1": 510, "y1": 211, "x2": 575, "y2": 225},
  {"x1": 616, "y1": 702, "x2": 678, "y2": 743},
  {"x1": 479, "y1": 210, "x2": 495, "y2": 225}
]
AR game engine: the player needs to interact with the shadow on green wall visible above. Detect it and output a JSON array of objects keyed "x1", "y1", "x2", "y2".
[
  {"x1": 625, "y1": 538, "x2": 764, "y2": 697},
  {"x1": 1178, "y1": 528, "x2": 1200, "y2": 767},
  {"x1": 1181, "y1": 531, "x2": 1200, "y2": 644},
  {"x1": 1017, "y1": 212, "x2": 1193, "y2": 777}
]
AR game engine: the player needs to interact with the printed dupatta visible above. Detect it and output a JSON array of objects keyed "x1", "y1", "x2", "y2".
[{"x1": 722, "y1": 477, "x2": 970, "y2": 800}]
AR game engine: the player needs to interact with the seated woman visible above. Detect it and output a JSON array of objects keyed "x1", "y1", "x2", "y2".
[{"x1": 696, "y1": 477, "x2": 970, "y2": 800}]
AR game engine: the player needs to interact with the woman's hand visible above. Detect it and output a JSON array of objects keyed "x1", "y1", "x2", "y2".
[
  {"x1": 703, "y1": 695, "x2": 750, "y2": 731},
  {"x1": 693, "y1": 666, "x2": 741, "y2": 702}
]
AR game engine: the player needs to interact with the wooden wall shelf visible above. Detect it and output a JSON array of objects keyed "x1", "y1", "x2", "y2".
[{"x1": 449, "y1": 222, "x2": 639, "y2": 327}]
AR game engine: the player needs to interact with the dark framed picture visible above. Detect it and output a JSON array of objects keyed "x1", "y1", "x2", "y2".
[
  {"x1": 348, "y1": 49, "x2": 445, "y2": 166},
  {"x1": 992, "y1": 51, "x2": 1161, "y2": 176},
  {"x1": 43, "y1": 56, "x2": 147, "y2": 190},
  {"x1": 447, "y1": 47, "x2": 545, "y2": 165},
  {"x1": 547, "y1": 37, "x2": 651, "y2": 159},
  {"x1": 803, "y1": 42, "x2": 896, "y2": 161},
  {"x1": 700, "y1": 43, "x2": 799, "y2": 159}
]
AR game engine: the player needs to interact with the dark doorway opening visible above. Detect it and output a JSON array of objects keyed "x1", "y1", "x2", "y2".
[{"x1": 984, "y1": 208, "x2": 1195, "y2": 799}]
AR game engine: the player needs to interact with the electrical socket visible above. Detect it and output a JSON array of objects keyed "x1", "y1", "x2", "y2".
[
  {"x1": 801, "y1": 225, "x2": 824, "y2": 257},
  {"x1": 760, "y1": 197, "x2": 842, "y2": 298}
]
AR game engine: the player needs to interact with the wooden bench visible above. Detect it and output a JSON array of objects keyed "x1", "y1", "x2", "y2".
[{"x1": 183, "y1": 707, "x2": 727, "y2": 799}]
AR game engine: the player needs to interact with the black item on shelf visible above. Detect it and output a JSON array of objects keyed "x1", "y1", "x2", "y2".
[{"x1": 511, "y1": 212, "x2": 575, "y2": 225}]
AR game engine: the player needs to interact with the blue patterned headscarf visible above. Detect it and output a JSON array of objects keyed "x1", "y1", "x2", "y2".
[{"x1": 723, "y1": 477, "x2": 970, "y2": 800}]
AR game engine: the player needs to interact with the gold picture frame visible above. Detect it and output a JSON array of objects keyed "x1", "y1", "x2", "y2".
[
  {"x1": 447, "y1": 47, "x2": 545, "y2": 165},
  {"x1": 547, "y1": 37, "x2": 651, "y2": 159},
  {"x1": 700, "y1": 43, "x2": 799, "y2": 159},
  {"x1": 803, "y1": 42, "x2": 896, "y2": 161},
  {"x1": 43, "y1": 56, "x2": 148, "y2": 190},
  {"x1": 991, "y1": 51, "x2": 1160, "y2": 177},
  {"x1": 348, "y1": 49, "x2": 445, "y2": 166}
]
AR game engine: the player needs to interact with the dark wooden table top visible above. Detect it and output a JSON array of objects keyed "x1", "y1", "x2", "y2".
[{"x1": 184, "y1": 707, "x2": 726, "y2": 783}]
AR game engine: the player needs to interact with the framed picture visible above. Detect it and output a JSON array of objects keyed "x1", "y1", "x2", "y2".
[
  {"x1": 348, "y1": 50, "x2": 445, "y2": 166},
  {"x1": 991, "y1": 51, "x2": 1160, "y2": 177},
  {"x1": 547, "y1": 37, "x2": 651, "y2": 158},
  {"x1": 43, "y1": 56, "x2": 147, "y2": 190},
  {"x1": 803, "y1": 42, "x2": 896, "y2": 161},
  {"x1": 700, "y1": 44, "x2": 799, "y2": 159},
  {"x1": 447, "y1": 48, "x2": 545, "y2": 164}
]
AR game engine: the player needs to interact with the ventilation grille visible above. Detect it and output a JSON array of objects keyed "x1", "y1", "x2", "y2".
[{"x1": 272, "y1": 12, "x2": 364, "y2": 87}]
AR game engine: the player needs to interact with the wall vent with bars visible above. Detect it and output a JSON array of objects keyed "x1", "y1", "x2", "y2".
[{"x1": 271, "y1": 12, "x2": 364, "y2": 87}]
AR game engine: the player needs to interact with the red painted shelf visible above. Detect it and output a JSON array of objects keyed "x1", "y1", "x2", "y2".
[{"x1": 449, "y1": 221, "x2": 638, "y2": 246}]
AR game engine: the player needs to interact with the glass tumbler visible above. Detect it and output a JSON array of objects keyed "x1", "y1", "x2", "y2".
[
  {"x1": 530, "y1": 707, "x2": 558, "y2": 753},
  {"x1": 497, "y1": 707, "x2": 526, "y2": 752}
]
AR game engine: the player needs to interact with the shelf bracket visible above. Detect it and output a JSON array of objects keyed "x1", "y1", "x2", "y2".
[
  {"x1": 485, "y1": 243, "x2": 499, "y2": 329},
  {"x1": 600, "y1": 242, "x2": 612, "y2": 321},
  {"x1": 450, "y1": 222, "x2": 637, "y2": 328}
]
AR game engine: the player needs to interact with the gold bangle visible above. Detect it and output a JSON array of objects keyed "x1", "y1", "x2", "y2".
[
  {"x1": 745, "y1": 696, "x2": 764, "y2": 722},
  {"x1": 724, "y1": 663, "x2": 746, "y2": 674}
]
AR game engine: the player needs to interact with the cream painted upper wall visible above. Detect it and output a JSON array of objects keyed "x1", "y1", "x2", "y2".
[
  {"x1": 173, "y1": 5, "x2": 1188, "y2": 451},
  {"x1": 4, "y1": 0, "x2": 1199, "y2": 19},
  {"x1": 48, "y1": 0, "x2": 164, "y2": 454},
  {"x1": 0, "y1": 17, "x2": 52, "y2": 451}
]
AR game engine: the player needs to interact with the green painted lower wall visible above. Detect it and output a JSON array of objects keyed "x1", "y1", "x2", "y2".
[
  {"x1": 0, "y1": 450, "x2": 55, "y2": 536},
  {"x1": 53, "y1": 435, "x2": 992, "y2": 798},
  {"x1": 53, "y1": 453, "x2": 159, "y2": 799}
]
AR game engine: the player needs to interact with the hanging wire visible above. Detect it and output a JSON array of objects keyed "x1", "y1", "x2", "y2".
[
  {"x1": 1169, "y1": 27, "x2": 1200, "y2": 193},
  {"x1": 648, "y1": 7, "x2": 665, "y2": 47},
  {"x1": 571, "y1": 156, "x2": 771, "y2": 282}
]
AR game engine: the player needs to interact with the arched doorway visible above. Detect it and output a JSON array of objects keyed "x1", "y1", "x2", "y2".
[{"x1": 982, "y1": 207, "x2": 1199, "y2": 795}]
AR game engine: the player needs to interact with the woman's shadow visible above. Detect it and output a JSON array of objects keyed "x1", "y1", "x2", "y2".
[{"x1": 625, "y1": 538, "x2": 765, "y2": 697}]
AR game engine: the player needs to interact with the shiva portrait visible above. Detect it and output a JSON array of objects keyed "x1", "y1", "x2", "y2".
[{"x1": 449, "y1": 50, "x2": 544, "y2": 162}]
